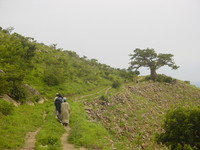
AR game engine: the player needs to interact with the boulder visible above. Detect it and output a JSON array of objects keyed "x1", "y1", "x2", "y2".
[
  {"x1": 0, "y1": 69, "x2": 5, "y2": 74},
  {"x1": 26, "y1": 100, "x2": 35, "y2": 106},
  {"x1": 24, "y1": 84, "x2": 47, "y2": 104},
  {"x1": 0, "y1": 94, "x2": 20, "y2": 106},
  {"x1": 24, "y1": 84, "x2": 40, "y2": 95}
]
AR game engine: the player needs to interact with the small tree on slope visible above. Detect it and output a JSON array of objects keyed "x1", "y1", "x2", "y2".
[{"x1": 128, "y1": 48, "x2": 179, "y2": 80}]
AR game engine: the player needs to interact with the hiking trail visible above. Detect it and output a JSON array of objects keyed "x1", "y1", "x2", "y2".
[
  {"x1": 20, "y1": 111, "x2": 46, "y2": 150},
  {"x1": 61, "y1": 126, "x2": 86, "y2": 150},
  {"x1": 21, "y1": 87, "x2": 110, "y2": 150},
  {"x1": 20, "y1": 127, "x2": 41, "y2": 150},
  {"x1": 77, "y1": 87, "x2": 111, "y2": 101},
  {"x1": 61, "y1": 87, "x2": 111, "y2": 150}
]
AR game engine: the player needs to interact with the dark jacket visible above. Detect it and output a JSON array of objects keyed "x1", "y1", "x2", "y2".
[{"x1": 54, "y1": 97, "x2": 62, "y2": 113}]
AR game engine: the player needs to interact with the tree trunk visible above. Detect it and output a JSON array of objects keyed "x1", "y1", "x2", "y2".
[{"x1": 150, "y1": 67, "x2": 157, "y2": 80}]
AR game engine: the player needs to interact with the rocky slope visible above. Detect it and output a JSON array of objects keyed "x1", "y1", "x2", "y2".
[{"x1": 84, "y1": 81, "x2": 200, "y2": 149}]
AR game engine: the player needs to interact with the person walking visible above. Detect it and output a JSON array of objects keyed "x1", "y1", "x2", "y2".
[
  {"x1": 61, "y1": 97, "x2": 70, "y2": 126},
  {"x1": 54, "y1": 93, "x2": 63, "y2": 121}
]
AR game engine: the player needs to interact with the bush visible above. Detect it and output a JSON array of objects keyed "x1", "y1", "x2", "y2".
[
  {"x1": 99, "y1": 95, "x2": 108, "y2": 102},
  {"x1": 0, "y1": 100, "x2": 14, "y2": 115},
  {"x1": 43, "y1": 66, "x2": 65, "y2": 86},
  {"x1": 30, "y1": 95, "x2": 40, "y2": 103},
  {"x1": 156, "y1": 74, "x2": 173, "y2": 83},
  {"x1": 0, "y1": 74, "x2": 9, "y2": 95},
  {"x1": 145, "y1": 74, "x2": 174, "y2": 83},
  {"x1": 156, "y1": 107, "x2": 200, "y2": 150},
  {"x1": 9, "y1": 84, "x2": 26, "y2": 102},
  {"x1": 112, "y1": 81, "x2": 121, "y2": 88},
  {"x1": 44, "y1": 72, "x2": 60, "y2": 86}
]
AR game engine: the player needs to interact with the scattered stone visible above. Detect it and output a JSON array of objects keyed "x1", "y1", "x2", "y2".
[
  {"x1": 24, "y1": 84, "x2": 47, "y2": 104},
  {"x1": 82, "y1": 81, "x2": 200, "y2": 149},
  {"x1": 26, "y1": 100, "x2": 35, "y2": 106},
  {"x1": 0, "y1": 69, "x2": 5, "y2": 74},
  {"x1": 1, "y1": 94, "x2": 20, "y2": 106}
]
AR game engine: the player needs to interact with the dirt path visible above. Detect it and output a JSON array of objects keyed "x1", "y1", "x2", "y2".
[
  {"x1": 20, "y1": 127, "x2": 41, "y2": 150},
  {"x1": 61, "y1": 87, "x2": 111, "y2": 150},
  {"x1": 20, "y1": 87, "x2": 110, "y2": 150},
  {"x1": 20, "y1": 112, "x2": 46, "y2": 150},
  {"x1": 79, "y1": 87, "x2": 109, "y2": 99},
  {"x1": 61, "y1": 126, "x2": 87, "y2": 150},
  {"x1": 105, "y1": 87, "x2": 111, "y2": 95},
  {"x1": 75, "y1": 87, "x2": 111, "y2": 102}
]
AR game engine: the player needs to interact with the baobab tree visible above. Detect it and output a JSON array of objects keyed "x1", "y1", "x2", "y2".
[{"x1": 129, "y1": 48, "x2": 179, "y2": 80}]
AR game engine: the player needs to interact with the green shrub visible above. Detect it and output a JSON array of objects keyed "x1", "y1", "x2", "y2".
[
  {"x1": 156, "y1": 74, "x2": 173, "y2": 83},
  {"x1": 99, "y1": 95, "x2": 108, "y2": 101},
  {"x1": 156, "y1": 107, "x2": 200, "y2": 150},
  {"x1": 0, "y1": 100, "x2": 14, "y2": 115},
  {"x1": 9, "y1": 84, "x2": 26, "y2": 102},
  {"x1": 0, "y1": 74, "x2": 9, "y2": 95},
  {"x1": 145, "y1": 74, "x2": 174, "y2": 83},
  {"x1": 112, "y1": 81, "x2": 121, "y2": 88},
  {"x1": 30, "y1": 95, "x2": 40, "y2": 103},
  {"x1": 44, "y1": 72, "x2": 60, "y2": 86},
  {"x1": 163, "y1": 76, "x2": 173, "y2": 83}
]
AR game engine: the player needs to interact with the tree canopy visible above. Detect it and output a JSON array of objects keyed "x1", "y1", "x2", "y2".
[{"x1": 129, "y1": 48, "x2": 179, "y2": 80}]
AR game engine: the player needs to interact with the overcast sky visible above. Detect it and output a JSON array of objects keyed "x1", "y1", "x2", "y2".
[{"x1": 0, "y1": 0, "x2": 200, "y2": 85}]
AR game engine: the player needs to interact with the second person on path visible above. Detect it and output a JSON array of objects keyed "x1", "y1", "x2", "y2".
[{"x1": 61, "y1": 97, "x2": 70, "y2": 126}]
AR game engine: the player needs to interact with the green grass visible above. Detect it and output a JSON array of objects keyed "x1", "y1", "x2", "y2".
[
  {"x1": 0, "y1": 103, "x2": 44, "y2": 149},
  {"x1": 34, "y1": 89, "x2": 114, "y2": 150},
  {"x1": 68, "y1": 100, "x2": 112, "y2": 149},
  {"x1": 0, "y1": 100, "x2": 66, "y2": 150},
  {"x1": 35, "y1": 101, "x2": 65, "y2": 150},
  {"x1": 1, "y1": 80, "x2": 199, "y2": 150},
  {"x1": 0, "y1": 85, "x2": 114, "y2": 150}
]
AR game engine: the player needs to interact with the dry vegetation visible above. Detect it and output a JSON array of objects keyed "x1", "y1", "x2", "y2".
[{"x1": 83, "y1": 81, "x2": 200, "y2": 149}]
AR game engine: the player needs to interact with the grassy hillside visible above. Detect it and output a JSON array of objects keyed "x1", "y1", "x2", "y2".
[
  {"x1": 1, "y1": 81, "x2": 199, "y2": 150},
  {"x1": 1, "y1": 27, "x2": 200, "y2": 150},
  {"x1": 0, "y1": 27, "x2": 133, "y2": 102},
  {"x1": 0, "y1": 27, "x2": 133, "y2": 150}
]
